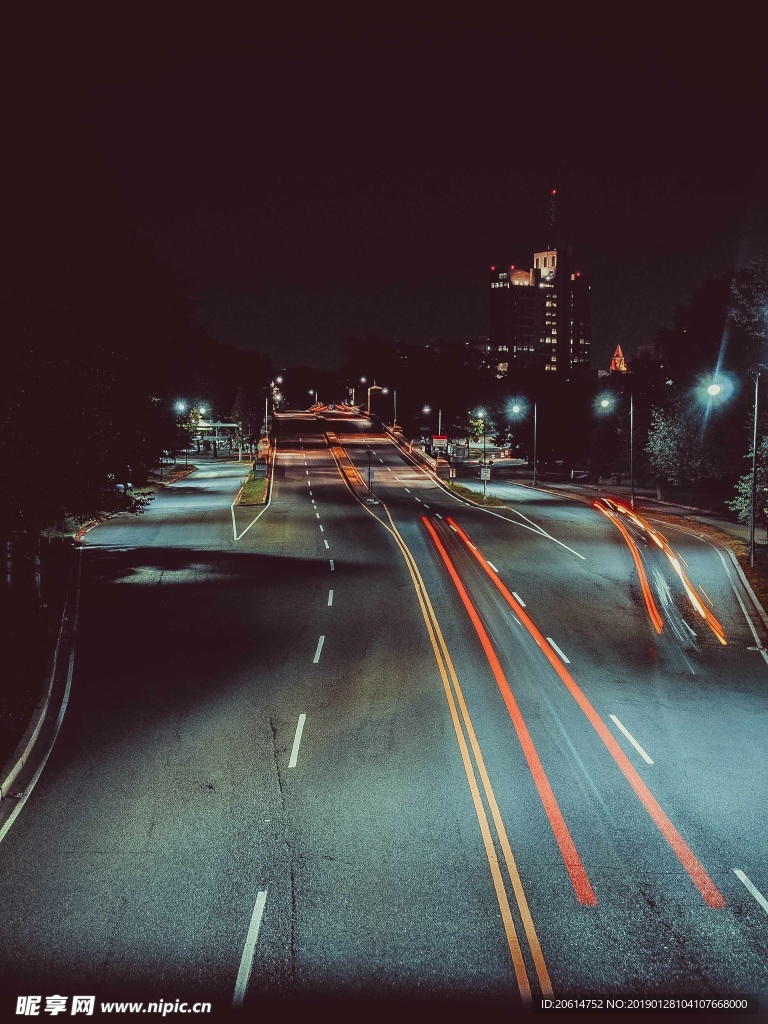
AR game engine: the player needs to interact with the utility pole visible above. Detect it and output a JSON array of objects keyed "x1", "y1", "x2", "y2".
[
  {"x1": 630, "y1": 389, "x2": 635, "y2": 511},
  {"x1": 750, "y1": 368, "x2": 760, "y2": 567}
]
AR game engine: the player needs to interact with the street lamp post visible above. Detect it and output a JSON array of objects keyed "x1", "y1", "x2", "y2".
[
  {"x1": 351, "y1": 377, "x2": 366, "y2": 408},
  {"x1": 510, "y1": 400, "x2": 537, "y2": 487},
  {"x1": 176, "y1": 401, "x2": 188, "y2": 468},
  {"x1": 629, "y1": 389, "x2": 635, "y2": 510},
  {"x1": 476, "y1": 409, "x2": 487, "y2": 497},
  {"x1": 600, "y1": 389, "x2": 634, "y2": 508},
  {"x1": 750, "y1": 369, "x2": 760, "y2": 567},
  {"x1": 366, "y1": 383, "x2": 385, "y2": 416}
]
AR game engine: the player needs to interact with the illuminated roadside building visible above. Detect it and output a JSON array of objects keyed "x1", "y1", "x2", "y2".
[{"x1": 488, "y1": 247, "x2": 591, "y2": 377}]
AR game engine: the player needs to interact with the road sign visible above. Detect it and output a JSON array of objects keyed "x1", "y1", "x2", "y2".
[
  {"x1": 432, "y1": 435, "x2": 448, "y2": 450},
  {"x1": 480, "y1": 468, "x2": 491, "y2": 481}
]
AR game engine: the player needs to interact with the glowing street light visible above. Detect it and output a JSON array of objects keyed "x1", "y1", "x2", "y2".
[
  {"x1": 475, "y1": 408, "x2": 489, "y2": 496},
  {"x1": 366, "y1": 383, "x2": 387, "y2": 416},
  {"x1": 509, "y1": 399, "x2": 538, "y2": 487},
  {"x1": 597, "y1": 391, "x2": 635, "y2": 509}
]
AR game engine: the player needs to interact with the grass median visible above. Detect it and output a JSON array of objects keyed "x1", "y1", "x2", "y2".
[
  {"x1": 445, "y1": 481, "x2": 505, "y2": 507},
  {"x1": 238, "y1": 473, "x2": 268, "y2": 505}
]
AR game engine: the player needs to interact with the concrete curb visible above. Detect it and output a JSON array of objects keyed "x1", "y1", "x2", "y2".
[
  {"x1": 725, "y1": 549, "x2": 768, "y2": 632},
  {"x1": 383, "y1": 428, "x2": 510, "y2": 513},
  {"x1": 0, "y1": 549, "x2": 77, "y2": 800}
]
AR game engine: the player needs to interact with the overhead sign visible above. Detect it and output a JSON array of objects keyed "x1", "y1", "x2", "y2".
[{"x1": 432, "y1": 435, "x2": 448, "y2": 450}]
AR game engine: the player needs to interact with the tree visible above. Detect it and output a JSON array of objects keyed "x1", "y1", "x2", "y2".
[
  {"x1": 727, "y1": 436, "x2": 768, "y2": 537},
  {"x1": 645, "y1": 398, "x2": 743, "y2": 495},
  {"x1": 731, "y1": 256, "x2": 768, "y2": 346}
]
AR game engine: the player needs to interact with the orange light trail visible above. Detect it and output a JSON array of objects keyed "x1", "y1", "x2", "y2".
[
  {"x1": 422, "y1": 516, "x2": 597, "y2": 906},
  {"x1": 607, "y1": 503, "x2": 727, "y2": 646},
  {"x1": 594, "y1": 504, "x2": 664, "y2": 634},
  {"x1": 443, "y1": 515, "x2": 726, "y2": 909}
]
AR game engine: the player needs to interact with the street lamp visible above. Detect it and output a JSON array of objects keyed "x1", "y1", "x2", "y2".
[
  {"x1": 509, "y1": 399, "x2": 538, "y2": 487},
  {"x1": 175, "y1": 401, "x2": 190, "y2": 467},
  {"x1": 753, "y1": 370, "x2": 765, "y2": 569},
  {"x1": 351, "y1": 376, "x2": 367, "y2": 408},
  {"x1": 366, "y1": 383, "x2": 386, "y2": 416},
  {"x1": 476, "y1": 408, "x2": 488, "y2": 497},
  {"x1": 597, "y1": 390, "x2": 635, "y2": 508}
]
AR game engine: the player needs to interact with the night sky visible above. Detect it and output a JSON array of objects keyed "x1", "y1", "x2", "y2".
[{"x1": 26, "y1": 9, "x2": 768, "y2": 372}]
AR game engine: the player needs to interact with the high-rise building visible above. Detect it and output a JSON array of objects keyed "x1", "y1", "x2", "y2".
[{"x1": 488, "y1": 246, "x2": 591, "y2": 377}]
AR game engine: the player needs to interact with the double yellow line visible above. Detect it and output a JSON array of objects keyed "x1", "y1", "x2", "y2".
[{"x1": 324, "y1": 434, "x2": 552, "y2": 1003}]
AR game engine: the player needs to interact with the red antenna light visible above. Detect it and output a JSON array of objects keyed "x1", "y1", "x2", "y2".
[
  {"x1": 552, "y1": 189, "x2": 557, "y2": 195},
  {"x1": 490, "y1": 265, "x2": 495, "y2": 271}
]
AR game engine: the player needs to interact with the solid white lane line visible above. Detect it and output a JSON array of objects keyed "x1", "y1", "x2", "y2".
[
  {"x1": 329, "y1": 559, "x2": 334, "y2": 570},
  {"x1": 609, "y1": 715, "x2": 654, "y2": 765},
  {"x1": 232, "y1": 890, "x2": 268, "y2": 1008},
  {"x1": 546, "y1": 638, "x2": 570, "y2": 664},
  {"x1": 328, "y1": 589, "x2": 333, "y2": 606},
  {"x1": 324, "y1": 539, "x2": 329, "y2": 549},
  {"x1": 0, "y1": 550, "x2": 83, "y2": 845},
  {"x1": 487, "y1": 561, "x2": 499, "y2": 572},
  {"x1": 288, "y1": 714, "x2": 307, "y2": 769},
  {"x1": 512, "y1": 592, "x2": 526, "y2": 607},
  {"x1": 715, "y1": 549, "x2": 768, "y2": 665},
  {"x1": 734, "y1": 870, "x2": 768, "y2": 914},
  {"x1": 313, "y1": 636, "x2": 325, "y2": 663}
]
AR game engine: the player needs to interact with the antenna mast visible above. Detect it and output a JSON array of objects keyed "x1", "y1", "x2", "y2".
[{"x1": 549, "y1": 188, "x2": 557, "y2": 250}]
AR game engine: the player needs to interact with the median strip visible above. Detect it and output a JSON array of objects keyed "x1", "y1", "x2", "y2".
[{"x1": 424, "y1": 516, "x2": 596, "y2": 907}]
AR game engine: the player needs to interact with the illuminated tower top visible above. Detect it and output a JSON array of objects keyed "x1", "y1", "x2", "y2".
[{"x1": 609, "y1": 345, "x2": 628, "y2": 372}]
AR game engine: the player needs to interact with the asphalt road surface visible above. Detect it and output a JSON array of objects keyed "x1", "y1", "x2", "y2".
[{"x1": 0, "y1": 409, "x2": 765, "y2": 1021}]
